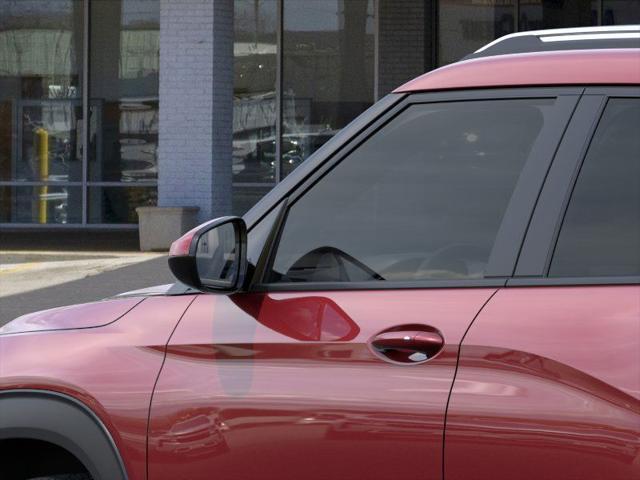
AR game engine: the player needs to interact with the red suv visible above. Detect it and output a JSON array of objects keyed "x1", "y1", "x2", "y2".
[{"x1": 1, "y1": 27, "x2": 639, "y2": 480}]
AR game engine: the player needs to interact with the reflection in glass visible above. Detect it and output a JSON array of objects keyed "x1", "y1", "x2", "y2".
[
  {"x1": 0, "y1": 0, "x2": 83, "y2": 181},
  {"x1": 89, "y1": 0, "x2": 159, "y2": 183},
  {"x1": 519, "y1": 0, "x2": 597, "y2": 31},
  {"x1": 88, "y1": 186, "x2": 156, "y2": 223},
  {"x1": 19, "y1": 102, "x2": 83, "y2": 183},
  {"x1": 282, "y1": 0, "x2": 375, "y2": 177},
  {"x1": 0, "y1": 185, "x2": 82, "y2": 224},
  {"x1": 438, "y1": 0, "x2": 515, "y2": 66},
  {"x1": 233, "y1": 0, "x2": 277, "y2": 184},
  {"x1": 196, "y1": 222, "x2": 238, "y2": 286}
]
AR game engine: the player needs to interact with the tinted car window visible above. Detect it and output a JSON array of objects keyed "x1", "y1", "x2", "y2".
[
  {"x1": 550, "y1": 98, "x2": 640, "y2": 277},
  {"x1": 269, "y1": 98, "x2": 559, "y2": 283}
]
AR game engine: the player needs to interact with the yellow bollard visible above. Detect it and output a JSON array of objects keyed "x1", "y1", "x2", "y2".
[{"x1": 36, "y1": 128, "x2": 49, "y2": 224}]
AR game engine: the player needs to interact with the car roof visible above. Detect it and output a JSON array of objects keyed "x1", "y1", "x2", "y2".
[{"x1": 394, "y1": 49, "x2": 640, "y2": 93}]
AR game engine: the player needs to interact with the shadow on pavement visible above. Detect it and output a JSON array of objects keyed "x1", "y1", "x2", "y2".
[
  {"x1": 1, "y1": 230, "x2": 140, "y2": 252},
  {"x1": 0, "y1": 256, "x2": 176, "y2": 326}
]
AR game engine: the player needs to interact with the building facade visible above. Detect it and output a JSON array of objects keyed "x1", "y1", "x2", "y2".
[{"x1": 0, "y1": 0, "x2": 638, "y2": 227}]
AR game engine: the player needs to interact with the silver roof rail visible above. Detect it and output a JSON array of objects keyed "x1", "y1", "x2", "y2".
[{"x1": 466, "y1": 25, "x2": 640, "y2": 60}]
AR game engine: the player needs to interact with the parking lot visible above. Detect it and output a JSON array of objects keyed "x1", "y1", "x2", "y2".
[{"x1": 0, "y1": 232, "x2": 175, "y2": 326}]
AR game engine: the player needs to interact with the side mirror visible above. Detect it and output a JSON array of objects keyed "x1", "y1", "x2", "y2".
[{"x1": 168, "y1": 216, "x2": 248, "y2": 293}]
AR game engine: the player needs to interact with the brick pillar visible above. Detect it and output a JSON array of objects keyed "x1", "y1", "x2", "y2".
[{"x1": 158, "y1": 0, "x2": 233, "y2": 222}]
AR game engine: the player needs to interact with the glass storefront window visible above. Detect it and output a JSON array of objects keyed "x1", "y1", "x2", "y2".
[
  {"x1": 0, "y1": 185, "x2": 82, "y2": 224},
  {"x1": 88, "y1": 0, "x2": 159, "y2": 224},
  {"x1": 0, "y1": 0, "x2": 84, "y2": 184},
  {"x1": 439, "y1": 0, "x2": 515, "y2": 66},
  {"x1": 233, "y1": 0, "x2": 277, "y2": 185},
  {"x1": 603, "y1": 1, "x2": 640, "y2": 24},
  {"x1": 89, "y1": 0, "x2": 159, "y2": 184},
  {"x1": 519, "y1": 0, "x2": 598, "y2": 31},
  {"x1": 233, "y1": 0, "x2": 376, "y2": 215},
  {"x1": 18, "y1": 101, "x2": 84, "y2": 183},
  {"x1": 88, "y1": 185, "x2": 156, "y2": 223},
  {"x1": 282, "y1": 0, "x2": 375, "y2": 177},
  {"x1": 0, "y1": 0, "x2": 159, "y2": 225}
]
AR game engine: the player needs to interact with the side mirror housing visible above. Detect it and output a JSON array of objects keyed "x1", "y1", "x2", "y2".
[{"x1": 168, "y1": 216, "x2": 248, "y2": 293}]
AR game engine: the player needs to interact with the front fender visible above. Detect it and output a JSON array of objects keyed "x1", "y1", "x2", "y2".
[{"x1": 0, "y1": 389, "x2": 127, "y2": 480}]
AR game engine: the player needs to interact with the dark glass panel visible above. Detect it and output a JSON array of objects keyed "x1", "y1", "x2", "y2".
[
  {"x1": 603, "y1": 1, "x2": 640, "y2": 25},
  {"x1": 89, "y1": 0, "x2": 159, "y2": 183},
  {"x1": 519, "y1": 0, "x2": 597, "y2": 31},
  {"x1": 233, "y1": 0, "x2": 277, "y2": 184},
  {"x1": 0, "y1": 185, "x2": 82, "y2": 223},
  {"x1": 0, "y1": 0, "x2": 84, "y2": 181},
  {"x1": 88, "y1": 185, "x2": 157, "y2": 223}
]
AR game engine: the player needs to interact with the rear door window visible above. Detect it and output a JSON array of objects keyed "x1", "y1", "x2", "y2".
[
  {"x1": 549, "y1": 98, "x2": 640, "y2": 277},
  {"x1": 267, "y1": 97, "x2": 570, "y2": 284}
]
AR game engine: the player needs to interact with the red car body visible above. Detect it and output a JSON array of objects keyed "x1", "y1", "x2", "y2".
[{"x1": 1, "y1": 49, "x2": 639, "y2": 480}]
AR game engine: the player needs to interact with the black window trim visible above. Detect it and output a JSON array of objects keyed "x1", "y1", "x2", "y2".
[
  {"x1": 512, "y1": 86, "x2": 640, "y2": 287},
  {"x1": 508, "y1": 276, "x2": 640, "y2": 287},
  {"x1": 244, "y1": 86, "x2": 584, "y2": 292}
]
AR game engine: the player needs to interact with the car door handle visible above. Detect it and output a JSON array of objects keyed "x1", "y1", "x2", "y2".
[{"x1": 370, "y1": 330, "x2": 444, "y2": 364}]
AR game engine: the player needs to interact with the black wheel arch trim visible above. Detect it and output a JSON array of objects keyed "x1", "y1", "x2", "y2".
[{"x1": 0, "y1": 389, "x2": 128, "y2": 480}]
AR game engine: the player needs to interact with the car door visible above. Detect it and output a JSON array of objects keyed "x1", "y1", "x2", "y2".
[
  {"x1": 147, "y1": 89, "x2": 579, "y2": 480},
  {"x1": 445, "y1": 89, "x2": 640, "y2": 480}
]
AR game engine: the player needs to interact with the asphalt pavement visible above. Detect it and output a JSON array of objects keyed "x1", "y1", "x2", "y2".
[
  {"x1": 0, "y1": 255, "x2": 175, "y2": 327},
  {"x1": 0, "y1": 234, "x2": 177, "y2": 326}
]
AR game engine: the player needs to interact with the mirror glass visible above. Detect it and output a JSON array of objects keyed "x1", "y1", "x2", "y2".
[{"x1": 196, "y1": 222, "x2": 239, "y2": 286}]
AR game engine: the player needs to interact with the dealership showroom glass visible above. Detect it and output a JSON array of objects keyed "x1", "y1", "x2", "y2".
[{"x1": 0, "y1": 0, "x2": 638, "y2": 228}]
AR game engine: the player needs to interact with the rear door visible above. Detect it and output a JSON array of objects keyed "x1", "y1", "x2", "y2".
[
  {"x1": 445, "y1": 89, "x2": 640, "y2": 480},
  {"x1": 148, "y1": 89, "x2": 579, "y2": 480}
]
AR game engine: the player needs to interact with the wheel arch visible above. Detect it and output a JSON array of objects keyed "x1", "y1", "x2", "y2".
[{"x1": 0, "y1": 389, "x2": 128, "y2": 480}]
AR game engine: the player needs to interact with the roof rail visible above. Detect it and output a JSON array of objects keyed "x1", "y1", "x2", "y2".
[{"x1": 466, "y1": 25, "x2": 640, "y2": 60}]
